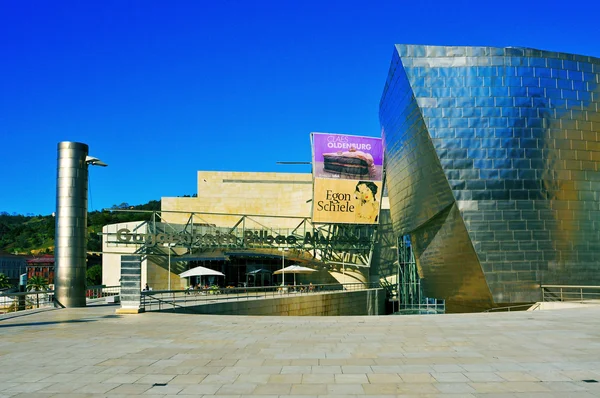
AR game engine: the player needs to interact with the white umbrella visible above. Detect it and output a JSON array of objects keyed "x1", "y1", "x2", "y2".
[
  {"x1": 273, "y1": 265, "x2": 317, "y2": 286},
  {"x1": 179, "y1": 266, "x2": 225, "y2": 278}
]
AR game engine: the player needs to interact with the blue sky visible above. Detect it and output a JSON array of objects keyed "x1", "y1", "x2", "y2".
[{"x1": 2, "y1": 0, "x2": 599, "y2": 215}]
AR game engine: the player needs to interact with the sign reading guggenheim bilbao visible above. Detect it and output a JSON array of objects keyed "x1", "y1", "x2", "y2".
[
  {"x1": 311, "y1": 133, "x2": 384, "y2": 224},
  {"x1": 113, "y1": 228, "x2": 372, "y2": 249}
]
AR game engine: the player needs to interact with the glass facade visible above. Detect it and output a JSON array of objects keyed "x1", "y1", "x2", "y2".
[{"x1": 380, "y1": 45, "x2": 600, "y2": 311}]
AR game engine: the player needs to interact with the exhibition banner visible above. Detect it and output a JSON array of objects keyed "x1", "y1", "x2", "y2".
[
  {"x1": 311, "y1": 132, "x2": 384, "y2": 224},
  {"x1": 311, "y1": 133, "x2": 384, "y2": 181},
  {"x1": 312, "y1": 178, "x2": 383, "y2": 224}
]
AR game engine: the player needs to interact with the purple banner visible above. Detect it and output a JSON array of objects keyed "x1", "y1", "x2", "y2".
[{"x1": 311, "y1": 133, "x2": 384, "y2": 181}]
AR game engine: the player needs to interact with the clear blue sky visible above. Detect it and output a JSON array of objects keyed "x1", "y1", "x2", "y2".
[{"x1": 2, "y1": 0, "x2": 599, "y2": 215}]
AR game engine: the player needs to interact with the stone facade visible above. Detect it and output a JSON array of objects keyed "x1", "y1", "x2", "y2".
[{"x1": 161, "y1": 171, "x2": 313, "y2": 229}]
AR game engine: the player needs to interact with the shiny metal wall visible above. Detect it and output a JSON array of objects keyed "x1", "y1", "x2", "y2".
[
  {"x1": 380, "y1": 45, "x2": 600, "y2": 309},
  {"x1": 411, "y1": 203, "x2": 493, "y2": 312},
  {"x1": 55, "y1": 142, "x2": 89, "y2": 307}
]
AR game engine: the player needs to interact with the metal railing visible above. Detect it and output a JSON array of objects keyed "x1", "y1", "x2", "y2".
[
  {"x1": 482, "y1": 285, "x2": 600, "y2": 313},
  {"x1": 141, "y1": 282, "x2": 379, "y2": 312},
  {"x1": 541, "y1": 285, "x2": 600, "y2": 303},
  {"x1": 0, "y1": 285, "x2": 121, "y2": 314},
  {"x1": 391, "y1": 299, "x2": 446, "y2": 315},
  {"x1": 484, "y1": 303, "x2": 538, "y2": 312},
  {"x1": 86, "y1": 285, "x2": 121, "y2": 300},
  {"x1": 0, "y1": 290, "x2": 54, "y2": 313}
]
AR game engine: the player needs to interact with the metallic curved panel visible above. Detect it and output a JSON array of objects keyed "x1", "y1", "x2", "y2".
[
  {"x1": 380, "y1": 45, "x2": 600, "y2": 309},
  {"x1": 55, "y1": 142, "x2": 89, "y2": 307},
  {"x1": 411, "y1": 203, "x2": 493, "y2": 312},
  {"x1": 380, "y1": 49, "x2": 456, "y2": 237}
]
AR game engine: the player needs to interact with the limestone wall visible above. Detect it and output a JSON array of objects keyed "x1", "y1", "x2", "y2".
[
  {"x1": 161, "y1": 171, "x2": 313, "y2": 229},
  {"x1": 102, "y1": 221, "x2": 149, "y2": 287}
]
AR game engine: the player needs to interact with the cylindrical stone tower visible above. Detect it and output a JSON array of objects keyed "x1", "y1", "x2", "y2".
[{"x1": 55, "y1": 142, "x2": 89, "y2": 307}]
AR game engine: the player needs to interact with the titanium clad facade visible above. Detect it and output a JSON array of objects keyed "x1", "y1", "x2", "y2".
[{"x1": 380, "y1": 45, "x2": 600, "y2": 311}]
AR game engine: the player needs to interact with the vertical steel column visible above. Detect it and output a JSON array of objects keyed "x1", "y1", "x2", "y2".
[{"x1": 55, "y1": 142, "x2": 89, "y2": 307}]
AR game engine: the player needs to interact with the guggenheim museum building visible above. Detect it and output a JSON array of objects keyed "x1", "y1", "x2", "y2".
[
  {"x1": 380, "y1": 45, "x2": 600, "y2": 311},
  {"x1": 102, "y1": 44, "x2": 599, "y2": 313}
]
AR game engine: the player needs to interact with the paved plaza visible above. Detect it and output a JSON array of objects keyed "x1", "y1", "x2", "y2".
[{"x1": 1, "y1": 305, "x2": 600, "y2": 397}]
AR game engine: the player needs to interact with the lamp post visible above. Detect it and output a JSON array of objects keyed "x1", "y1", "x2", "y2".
[{"x1": 278, "y1": 247, "x2": 289, "y2": 286}]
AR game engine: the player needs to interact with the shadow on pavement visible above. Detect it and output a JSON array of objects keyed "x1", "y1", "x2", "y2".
[{"x1": 0, "y1": 318, "x2": 99, "y2": 328}]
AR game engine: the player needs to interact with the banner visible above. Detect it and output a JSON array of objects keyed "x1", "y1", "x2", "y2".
[
  {"x1": 312, "y1": 133, "x2": 383, "y2": 181},
  {"x1": 311, "y1": 133, "x2": 384, "y2": 224},
  {"x1": 312, "y1": 178, "x2": 383, "y2": 224}
]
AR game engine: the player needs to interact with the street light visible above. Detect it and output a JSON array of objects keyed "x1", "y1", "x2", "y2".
[
  {"x1": 278, "y1": 247, "x2": 289, "y2": 286},
  {"x1": 85, "y1": 156, "x2": 108, "y2": 167}
]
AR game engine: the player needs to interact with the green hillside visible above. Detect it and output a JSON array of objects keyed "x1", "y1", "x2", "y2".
[{"x1": 0, "y1": 200, "x2": 160, "y2": 255}]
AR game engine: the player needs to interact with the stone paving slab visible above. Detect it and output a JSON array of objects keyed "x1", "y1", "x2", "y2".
[{"x1": 0, "y1": 305, "x2": 600, "y2": 396}]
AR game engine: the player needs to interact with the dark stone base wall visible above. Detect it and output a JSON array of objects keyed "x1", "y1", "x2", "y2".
[{"x1": 159, "y1": 289, "x2": 386, "y2": 316}]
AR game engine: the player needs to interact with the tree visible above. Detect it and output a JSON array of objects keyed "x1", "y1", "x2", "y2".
[
  {"x1": 0, "y1": 273, "x2": 11, "y2": 290},
  {"x1": 26, "y1": 275, "x2": 49, "y2": 292},
  {"x1": 86, "y1": 264, "x2": 102, "y2": 286},
  {"x1": 26, "y1": 275, "x2": 49, "y2": 308}
]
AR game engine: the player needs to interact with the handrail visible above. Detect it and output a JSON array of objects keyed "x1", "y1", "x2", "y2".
[
  {"x1": 1, "y1": 285, "x2": 121, "y2": 314},
  {"x1": 483, "y1": 303, "x2": 536, "y2": 312},
  {"x1": 0, "y1": 290, "x2": 54, "y2": 298},
  {"x1": 142, "y1": 282, "x2": 378, "y2": 296},
  {"x1": 541, "y1": 284, "x2": 600, "y2": 289},
  {"x1": 0, "y1": 285, "x2": 121, "y2": 298},
  {"x1": 530, "y1": 303, "x2": 541, "y2": 311},
  {"x1": 143, "y1": 293, "x2": 194, "y2": 313},
  {"x1": 541, "y1": 284, "x2": 600, "y2": 303}
]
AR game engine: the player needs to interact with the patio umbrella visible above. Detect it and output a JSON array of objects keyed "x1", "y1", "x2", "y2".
[
  {"x1": 179, "y1": 265, "x2": 225, "y2": 288},
  {"x1": 273, "y1": 265, "x2": 317, "y2": 286},
  {"x1": 179, "y1": 266, "x2": 225, "y2": 278}
]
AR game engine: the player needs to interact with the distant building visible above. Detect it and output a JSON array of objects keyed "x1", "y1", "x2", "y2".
[
  {"x1": 0, "y1": 252, "x2": 26, "y2": 286},
  {"x1": 26, "y1": 255, "x2": 55, "y2": 283}
]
